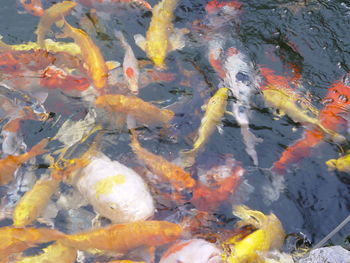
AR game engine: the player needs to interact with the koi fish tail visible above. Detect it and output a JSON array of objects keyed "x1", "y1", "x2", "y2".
[
  {"x1": 271, "y1": 129, "x2": 323, "y2": 175},
  {"x1": 317, "y1": 125, "x2": 346, "y2": 144},
  {"x1": 179, "y1": 148, "x2": 197, "y2": 168},
  {"x1": 241, "y1": 126, "x2": 262, "y2": 166},
  {"x1": 27, "y1": 138, "x2": 49, "y2": 159}
]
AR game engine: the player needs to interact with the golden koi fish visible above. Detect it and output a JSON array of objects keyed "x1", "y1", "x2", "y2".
[
  {"x1": 13, "y1": 177, "x2": 60, "y2": 227},
  {"x1": 262, "y1": 88, "x2": 345, "y2": 143},
  {"x1": 130, "y1": 129, "x2": 195, "y2": 191},
  {"x1": 134, "y1": 0, "x2": 185, "y2": 69},
  {"x1": 60, "y1": 20, "x2": 108, "y2": 90},
  {"x1": 36, "y1": 1, "x2": 77, "y2": 48},
  {"x1": 95, "y1": 94, "x2": 174, "y2": 127},
  {"x1": 14, "y1": 242, "x2": 76, "y2": 263},
  {"x1": 0, "y1": 138, "x2": 48, "y2": 185},
  {"x1": 222, "y1": 206, "x2": 285, "y2": 263},
  {"x1": 181, "y1": 87, "x2": 229, "y2": 167},
  {"x1": 60, "y1": 220, "x2": 182, "y2": 253},
  {"x1": 326, "y1": 153, "x2": 350, "y2": 173}
]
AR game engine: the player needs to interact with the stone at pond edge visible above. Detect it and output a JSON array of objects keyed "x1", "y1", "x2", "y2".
[{"x1": 298, "y1": 246, "x2": 350, "y2": 263}]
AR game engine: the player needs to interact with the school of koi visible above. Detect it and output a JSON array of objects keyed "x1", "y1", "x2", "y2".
[{"x1": 0, "y1": 0, "x2": 349, "y2": 262}]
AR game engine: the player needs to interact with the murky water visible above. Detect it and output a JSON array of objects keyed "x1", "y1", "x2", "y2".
[{"x1": 0, "y1": 0, "x2": 349, "y2": 261}]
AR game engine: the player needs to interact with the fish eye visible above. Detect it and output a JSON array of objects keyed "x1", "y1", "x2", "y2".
[
  {"x1": 338, "y1": 94, "x2": 348, "y2": 102},
  {"x1": 236, "y1": 72, "x2": 250, "y2": 83}
]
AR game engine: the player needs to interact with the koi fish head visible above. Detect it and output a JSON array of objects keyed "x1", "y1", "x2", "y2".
[{"x1": 205, "y1": 0, "x2": 241, "y2": 14}]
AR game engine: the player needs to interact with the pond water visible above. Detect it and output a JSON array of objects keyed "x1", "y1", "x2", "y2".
[{"x1": 0, "y1": 0, "x2": 349, "y2": 262}]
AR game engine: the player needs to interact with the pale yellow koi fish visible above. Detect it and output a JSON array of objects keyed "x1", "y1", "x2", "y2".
[
  {"x1": 36, "y1": 1, "x2": 77, "y2": 48},
  {"x1": 134, "y1": 0, "x2": 185, "y2": 69},
  {"x1": 181, "y1": 87, "x2": 229, "y2": 167}
]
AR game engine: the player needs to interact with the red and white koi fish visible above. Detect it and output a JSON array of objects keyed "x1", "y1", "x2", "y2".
[
  {"x1": 271, "y1": 74, "x2": 350, "y2": 175},
  {"x1": 159, "y1": 239, "x2": 223, "y2": 263},
  {"x1": 115, "y1": 30, "x2": 140, "y2": 95},
  {"x1": 17, "y1": 0, "x2": 44, "y2": 16},
  {"x1": 223, "y1": 47, "x2": 262, "y2": 165}
]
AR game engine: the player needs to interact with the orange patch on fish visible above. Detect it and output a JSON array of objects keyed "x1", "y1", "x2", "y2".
[{"x1": 126, "y1": 67, "x2": 135, "y2": 78}]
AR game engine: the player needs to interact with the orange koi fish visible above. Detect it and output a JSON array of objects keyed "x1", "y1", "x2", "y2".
[
  {"x1": 130, "y1": 129, "x2": 195, "y2": 191},
  {"x1": 13, "y1": 177, "x2": 60, "y2": 227},
  {"x1": 0, "y1": 226, "x2": 65, "y2": 260},
  {"x1": 18, "y1": 0, "x2": 44, "y2": 16},
  {"x1": 115, "y1": 30, "x2": 140, "y2": 95},
  {"x1": 40, "y1": 65, "x2": 90, "y2": 92},
  {"x1": 0, "y1": 138, "x2": 49, "y2": 185},
  {"x1": 61, "y1": 220, "x2": 182, "y2": 252},
  {"x1": 60, "y1": 20, "x2": 108, "y2": 90},
  {"x1": 36, "y1": 1, "x2": 77, "y2": 48},
  {"x1": 14, "y1": 241, "x2": 76, "y2": 263},
  {"x1": 95, "y1": 94, "x2": 174, "y2": 127},
  {"x1": 271, "y1": 75, "x2": 350, "y2": 175},
  {"x1": 191, "y1": 157, "x2": 244, "y2": 212}
]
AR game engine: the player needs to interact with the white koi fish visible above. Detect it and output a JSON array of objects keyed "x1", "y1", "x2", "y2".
[{"x1": 223, "y1": 47, "x2": 262, "y2": 165}]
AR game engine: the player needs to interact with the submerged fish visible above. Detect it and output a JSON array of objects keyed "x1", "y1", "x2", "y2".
[
  {"x1": 36, "y1": 1, "x2": 77, "y2": 48},
  {"x1": 181, "y1": 87, "x2": 229, "y2": 167},
  {"x1": 95, "y1": 94, "x2": 174, "y2": 128},
  {"x1": 18, "y1": 0, "x2": 44, "y2": 16},
  {"x1": 115, "y1": 30, "x2": 140, "y2": 95},
  {"x1": 271, "y1": 73, "x2": 350, "y2": 175},
  {"x1": 224, "y1": 47, "x2": 262, "y2": 165},
  {"x1": 60, "y1": 19, "x2": 108, "y2": 90},
  {"x1": 13, "y1": 177, "x2": 60, "y2": 227},
  {"x1": 134, "y1": 0, "x2": 185, "y2": 69},
  {"x1": 130, "y1": 129, "x2": 195, "y2": 191},
  {"x1": 60, "y1": 220, "x2": 182, "y2": 252},
  {"x1": 222, "y1": 206, "x2": 285, "y2": 263},
  {"x1": 77, "y1": 0, "x2": 152, "y2": 11},
  {"x1": 0, "y1": 138, "x2": 48, "y2": 185}
]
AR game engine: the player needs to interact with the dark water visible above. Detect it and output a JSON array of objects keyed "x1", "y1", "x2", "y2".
[{"x1": 0, "y1": 0, "x2": 349, "y2": 256}]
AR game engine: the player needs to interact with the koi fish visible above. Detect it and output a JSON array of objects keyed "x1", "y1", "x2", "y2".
[
  {"x1": 222, "y1": 206, "x2": 285, "y2": 263},
  {"x1": 191, "y1": 157, "x2": 244, "y2": 212},
  {"x1": 60, "y1": 19, "x2": 108, "y2": 90},
  {"x1": 259, "y1": 67, "x2": 345, "y2": 144},
  {"x1": 115, "y1": 30, "x2": 140, "y2": 95},
  {"x1": 326, "y1": 153, "x2": 350, "y2": 173},
  {"x1": 134, "y1": 0, "x2": 185, "y2": 69},
  {"x1": 159, "y1": 239, "x2": 222, "y2": 263},
  {"x1": 0, "y1": 138, "x2": 49, "y2": 185},
  {"x1": 271, "y1": 74, "x2": 350, "y2": 175},
  {"x1": 18, "y1": 0, "x2": 44, "y2": 16},
  {"x1": 130, "y1": 129, "x2": 195, "y2": 191},
  {"x1": 36, "y1": 1, "x2": 77, "y2": 48},
  {"x1": 77, "y1": 0, "x2": 152, "y2": 11},
  {"x1": 0, "y1": 226, "x2": 65, "y2": 260},
  {"x1": 95, "y1": 94, "x2": 174, "y2": 127},
  {"x1": 40, "y1": 65, "x2": 90, "y2": 92},
  {"x1": 60, "y1": 220, "x2": 182, "y2": 252},
  {"x1": 14, "y1": 241, "x2": 76, "y2": 263},
  {"x1": 224, "y1": 47, "x2": 262, "y2": 165},
  {"x1": 13, "y1": 177, "x2": 60, "y2": 227},
  {"x1": 181, "y1": 87, "x2": 229, "y2": 167},
  {"x1": 101, "y1": 261, "x2": 145, "y2": 263}
]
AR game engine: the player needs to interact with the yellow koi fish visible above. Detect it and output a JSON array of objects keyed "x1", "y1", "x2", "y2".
[
  {"x1": 36, "y1": 1, "x2": 77, "y2": 48},
  {"x1": 222, "y1": 206, "x2": 285, "y2": 263},
  {"x1": 326, "y1": 153, "x2": 350, "y2": 173},
  {"x1": 60, "y1": 20, "x2": 108, "y2": 90},
  {"x1": 134, "y1": 0, "x2": 185, "y2": 69},
  {"x1": 14, "y1": 242, "x2": 76, "y2": 263},
  {"x1": 13, "y1": 177, "x2": 60, "y2": 227},
  {"x1": 130, "y1": 129, "x2": 195, "y2": 191},
  {"x1": 181, "y1": 87, "x2": 229, "y2": 167},
  {"x1": 262, "y1": 88, "x2": 345, "y2": 143}
]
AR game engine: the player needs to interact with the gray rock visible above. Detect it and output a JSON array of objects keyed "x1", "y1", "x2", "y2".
[{"x1": 298, "y1": 246, "x2": 350, "y2": 263}]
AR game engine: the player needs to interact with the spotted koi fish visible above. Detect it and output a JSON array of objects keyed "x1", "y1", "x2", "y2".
[{"x1": 271, "y1": 74, "x2": 350, "y2": 175}]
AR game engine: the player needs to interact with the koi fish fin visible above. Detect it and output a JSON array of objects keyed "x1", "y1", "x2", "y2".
[
  {"x1": 127, "y1": 115, "x2": 137, "y2": 130},
  {"x1": 169, "y1": 28, "x2": 188, "y2": 52},
  {"x1": 27, "y1": 138, "x2": 49, "y2": 158},
  {"x1": 134, "y1": 34, "x2": 147, "y2": 52},
  {"x1": 130, "y1": 128, "x2": 141, "y2": 148},
  {"x1": 241, "y1": 127, "x2": 262, "y2": 166},
  {"x1": 325, "y1": 159, "x2": 337, "y2": 171},
  {"x1": 179, "y1": 148, "x2": 197, "y2": 168},
  {"x1": 106, "y1": 60, "x2": 121, "y2": 71}
]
